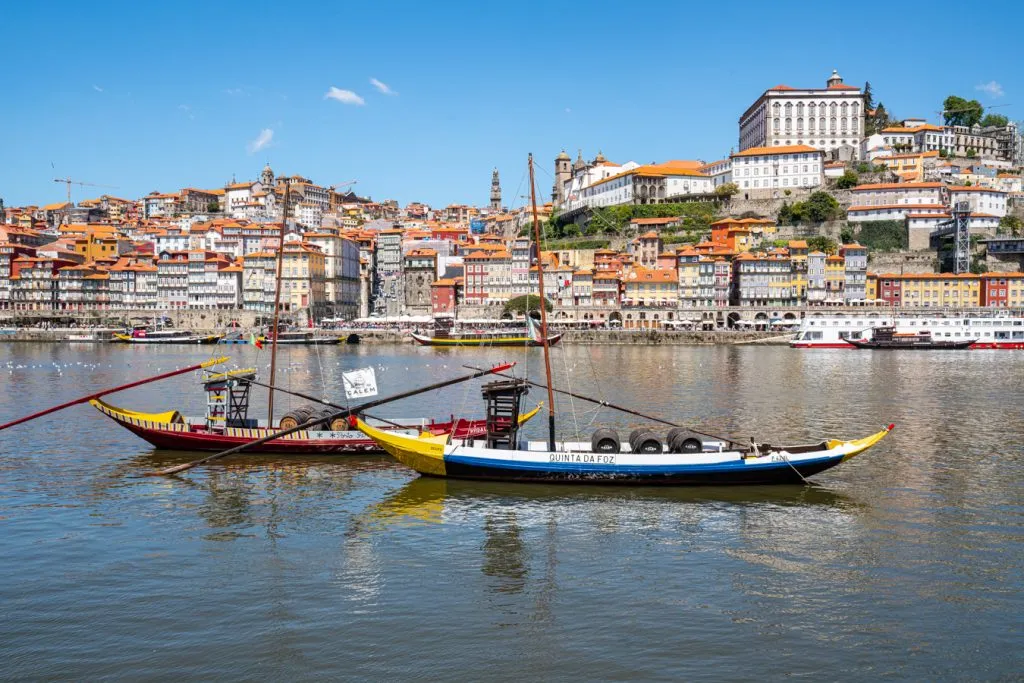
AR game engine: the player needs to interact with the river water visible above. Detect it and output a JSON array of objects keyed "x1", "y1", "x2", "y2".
[{"x1": 0, "y1": 342, "x2": 1020, "y2": 681}]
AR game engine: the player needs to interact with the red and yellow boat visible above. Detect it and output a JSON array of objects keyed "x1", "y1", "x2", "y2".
[{"x1": 89, "y1": 368, "x2": 540, "y2": 455}]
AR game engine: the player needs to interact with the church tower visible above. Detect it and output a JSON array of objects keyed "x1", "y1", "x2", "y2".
[
  {"x1": 489, "y1": 168, "x2": 502, "y2": 212},
  {"x1": 827, "y1": 68, "x2": 844, "y2": 88},
  {"x1": 553, "y1": 150, "x2": 571, "y2": 204},
  {"x1": 261, "y1": 162, "x2": 275, "y2": 188}
]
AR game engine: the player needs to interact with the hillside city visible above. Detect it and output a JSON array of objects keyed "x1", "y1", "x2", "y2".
[{"x1": 3, "y1": 69, "x2": 1024, "y2": 330}]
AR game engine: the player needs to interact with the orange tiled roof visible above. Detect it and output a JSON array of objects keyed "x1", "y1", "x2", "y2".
[{"x1": 732, "y1": 145, "x2": 821, "y2": 158}]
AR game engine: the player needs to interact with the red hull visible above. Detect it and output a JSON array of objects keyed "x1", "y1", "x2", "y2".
[{"x1": 109, "y1": 417, "x2": 489, "y2": 454}]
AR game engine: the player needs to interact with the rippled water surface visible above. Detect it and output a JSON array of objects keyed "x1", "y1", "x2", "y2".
[{"x1": 0, "y1": 343, "x2": 1021, "y2": 681}]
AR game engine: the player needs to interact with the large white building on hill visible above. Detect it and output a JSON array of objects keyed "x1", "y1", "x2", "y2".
[{"x1": 739, "y1": 69, "x2": 865, "y2": 160}]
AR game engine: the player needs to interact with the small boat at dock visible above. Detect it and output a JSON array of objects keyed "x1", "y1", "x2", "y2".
[
  {"x1": 111, "y1": 327, "x2": 224, "y2": 344},
  {"x1": 847, "y1": 326, "x2": 976, "y2": 350}
]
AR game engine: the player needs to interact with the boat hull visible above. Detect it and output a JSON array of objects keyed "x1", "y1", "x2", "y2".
[
  {"x1": 410, "y1": 332, "x2": 562, "y2": 347},
  {"x1": 90, "y1": 398, "x2": 540, "y2": 455},
  {"x1": 354, "y1": 419, "x2": 892, "y2": 486},
  {"x1": 847, "y1": 339, "x2": 975, "y2": 350},
  {"x1": 112, "y1": 334, "x2": 225, "y2": 344}
]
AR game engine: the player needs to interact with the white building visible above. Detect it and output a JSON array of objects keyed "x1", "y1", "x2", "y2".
[
  {"x1": 948, "y1": 186, "x2": 1008, "y2": 217},
  {"x1": 738, "y1": 69, "x2": 865, "y2": 160},
  {"x1": 846, "y1": 182, "x2": 946, "y2": 222},
  {"x1": 304, "y1": 232, "x2": 361, "y2": 319},
  {"x1": 729, "y1": 145, "x2": 824, "y2": 199},
  {"x1": 224, "y1": 181, "x2": 264, "y2": 218},
  {"x1": 567, "y1": 160, "x2": 714, "y2": 211}
]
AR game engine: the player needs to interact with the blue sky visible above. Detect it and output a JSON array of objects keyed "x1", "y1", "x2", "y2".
[{"x1": 1, "y1": 0, "x2": 1020, "y2": 210}]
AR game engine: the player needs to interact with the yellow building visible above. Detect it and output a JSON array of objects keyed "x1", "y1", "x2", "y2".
[
  {"x1": 866, "y1": 273, "x2": 878, "y2": 300},
  {"x1": 788, "y1": 240, "x2": 808, "y2": 298},
  {"x1": 871, "y1": 151, "x2": 939, "y2": 183},
  {"x1": 896, "y1": 273, "x2": 981, "y2": 307},
  {"x1": 623, "y1": 267, "x2": 678, "y2": 308},
  {"x1": 281, "y1": 242, "x2": 327, "y2": 317},
  {"x1": 825, "y1": 255, "x2": 846, "y2": 302}
]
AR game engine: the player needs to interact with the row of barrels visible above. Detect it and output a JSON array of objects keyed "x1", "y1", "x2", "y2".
[
  {"x1": 278, "y1": 405, "x2": 348, "y2": 432},
  {"x1": 592, "y1": 428, "x2": 702, "y2": 455}
]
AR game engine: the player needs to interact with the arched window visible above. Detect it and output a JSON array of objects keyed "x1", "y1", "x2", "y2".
[
  {"x1": 797, "y1": 102, "x2": 805, "y2": 117},
  {"x1": 841, "y1": 117, "x2": 848, "y2": 132},
  {"x1": 809, "y1": 116, "x2": 816, "y2": 131},
  {"x1": 785, "y1": 117, "x2": 792, "y2": 132},
  {"x1": 829, "y1": 102, "x2": 837, "y2": 115},
  {"x1": 774, "y1": 117, "x2": 780, "y2": 132},
  {"x1": 830, "y1": 117, "x2": 837, "y2": 132},
  {"x1": 820, "y1": 116, "x2": 826, "y2": 131},
  {"x1": 797, "y1": 117, "x2": 804, "y2": 132}
]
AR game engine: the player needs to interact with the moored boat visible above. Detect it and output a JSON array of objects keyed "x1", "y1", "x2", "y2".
[
  {"x1": 791, "y1": 312, "x2": 1024, "y2": 349},
  {"x1": 847, "y1": 326, "x2": 975, "y2": 350},
  {"x1": 353, "y1": 416, "x2": 893, "y2": 485},
  {"x1": 112, "y1": 327, "x2": 224, "y2": 344},
  {"x1": 261, "y1": 330, "x2": 342, "y2": 345},
  {"x1": 90, "y1": 367, "x2": 540, "y2": 454},
  {"x1": 410, "y1": 331, "x2": 561, "y2": 347}
]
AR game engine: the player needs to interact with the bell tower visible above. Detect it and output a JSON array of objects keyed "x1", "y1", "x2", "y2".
[
  {"x1": 260, "y1": 162, "x2": 275, "y2": 188},
  {"x1": 553, "y1": 150, "x2": 571, "y2": 204},
  {"x1": 489, "y1": 168, "x2": 502, "y2": 212}
]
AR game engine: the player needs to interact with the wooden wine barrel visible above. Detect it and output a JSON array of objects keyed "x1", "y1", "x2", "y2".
[
  {"x1": 278, "y1": 406, "x2": 314, "y2": 430},
  {"x1": 629, "y1": 429, "x2": 663, "y2": 454},
  {"x1": 591, "y1": 428, "x2": 620, "y2": 454}
]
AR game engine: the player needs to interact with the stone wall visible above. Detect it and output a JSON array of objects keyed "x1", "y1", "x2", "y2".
[{"x1": 867, "y1": 251, "x2": 939, "y2": 274}]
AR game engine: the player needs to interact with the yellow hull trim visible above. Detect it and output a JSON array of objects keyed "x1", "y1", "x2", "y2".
[
  {"x1": 89, "y1": 397, "x2": 186, "y2": 425},
  {"x1": 355, "y1": 403, "x2": 542, "y2": 476}
]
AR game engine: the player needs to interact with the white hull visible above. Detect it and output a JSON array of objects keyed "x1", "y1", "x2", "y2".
[{"x1": 791, "y1": 312, "x2": 1024, "y2": 349}]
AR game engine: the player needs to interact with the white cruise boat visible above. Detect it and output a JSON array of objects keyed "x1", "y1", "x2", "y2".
[{"x1": 790, "y1": 311, "x2": 1024, "y2": 350}]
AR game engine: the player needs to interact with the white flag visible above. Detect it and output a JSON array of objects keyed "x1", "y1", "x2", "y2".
[{"x1": 343, "y1": 367, "x2": 378, "y2": 399}]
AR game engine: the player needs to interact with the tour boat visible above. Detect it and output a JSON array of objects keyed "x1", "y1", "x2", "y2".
[
  {"x1": 354, "y1": 154, "x2": 892, "y2": 486},
  {"x1": 790, "y1": 312, "x2": 1024, "y2": 349},
  {"x1": 261, "y1": 330, "x2": 343, "y2": 345},
  {"x1": 353, "y1": 416, "x2": 893, "y2": 485},
  {"x1": 846, "y1": 326, "x2": 975, "y2": 350},
  {"x1": 112, "y1": 328, "x2": 224, "y2": 344},
  {"x1": 89, "y1": 367, "x2": 540, "y2": 454},
  {"x1": 410, "y1": 330, "x2": 561, "y2": 347}
]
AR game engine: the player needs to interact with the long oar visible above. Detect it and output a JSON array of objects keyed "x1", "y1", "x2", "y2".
[
  {"x1": 463, "y1": 365, "x2": 737, "y2": 445},
  {"x1": 0, "y1": 356, "x2": 229, "y2": 432},
  {"x1": 147, "y1": 362, "x2": 516, "y2": 476}
]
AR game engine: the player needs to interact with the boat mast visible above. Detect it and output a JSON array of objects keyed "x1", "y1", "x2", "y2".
[
  {"x1": 528, "y1": 153, "x2": 557, "y2": 451},
  {"x1": 267, "y1": 181, "x2": 290, "y2": 427}
]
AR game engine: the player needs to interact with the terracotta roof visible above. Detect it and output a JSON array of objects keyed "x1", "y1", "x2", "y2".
[
  {"x1": 851, "y1": 182, "x2": 943, "y2": 191},
  {"x1": 848, "y1": 204, "x2": 946, "y2": 211},
  {"x1": 731, "y1": 145, "x2": 821, "y2": 158},
  {"x1": 947, "y1": 186, "x2": 1006, "y2": 194}
]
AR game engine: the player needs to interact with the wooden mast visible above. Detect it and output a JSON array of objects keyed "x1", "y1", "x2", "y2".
[
  {"x1": 528, "y1": 153, "x2": 557, "y2": 451},
  {"x1": 267, "y1": 181, "x2": 290, "y2": 427}
]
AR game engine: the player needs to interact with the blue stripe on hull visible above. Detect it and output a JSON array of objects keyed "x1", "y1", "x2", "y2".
[{"x1": 441, "y1": 453, "x2": 847, "y2": 485}]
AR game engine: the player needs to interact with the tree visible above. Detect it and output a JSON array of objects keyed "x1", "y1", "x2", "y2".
[
  {"x1": 803, "y1": 192, "x2": 841, "y2": 222},
  {"x1": 206, "y1": 202, "x2": 220, "y2": 213},
  {"x1": 864, "y1": 81, "x2": 875, "y2": 112},
  {"x1": 1000, "y1": 215, "x2": 1022, "y2": 237},
  {"x1": 502, "y1": 294, "x2": 552, "y2": 316},
  {"x1": 714, "y1": 182, "x2": 739, "y2": 197},
  {"x1": 980, "y1": 113, "x2": 1009, "y2": 128},
  {"x1": 966, "y1": 148, "x2": 978, "y2": 159},
  {"x1": 942, "y1": 95, "x2": 984, "y2": 127},
  {"x1": 840, "y1": 226, "x2": 855, "y2": 244},
  {"x1": 867, "y1": 101, "x2": 893, "y2": 135},
  {"x1": 807, "y1": 235, "x2": 838, "y2": 254},
  {"x1": 835, "y1": 170, "x2": 859, "y2": 189}
]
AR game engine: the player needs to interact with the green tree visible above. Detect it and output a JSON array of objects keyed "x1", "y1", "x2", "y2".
[
  {"x1": 840, "y1": 226, "x2": 855, "y2": 244},
  {"x1": 206, "y1": 202, "x2": 220, "y2": 213},
  {"x1": 502, "y1": 294, "x2": 552, "y2": 316},
  {"x1": 942, "y1": 95, "x2": 984, "y2": 127},
  {"x1": 856, "y1": 220, "x2": 908, "y2": 251},
  {"x1": 864, "y1": 81, "x2": 875, "y2": 111},
  {"x1": 714, "y1": 182, "x2": 739, "y2": 198},
  {"x1": 980, "y1": 113, "x2": 1009, "y2": 128},
  {"x1": 807, "y1": 235, "x2": 838, "y2": 254},
  {"x1": 966, "y1": 148, "x2": 978, "y2": 159},
  {"x1": 856, "y1": 162, "x2": 872, "y2": 173},
  {"x1": 1000, "y1": 215, "x2": 1022, "y2": 237},
  {"x1": 835, "y1": 170, "x2": 859, "y2": 189},
  {"x1": 803, "y1": 192, "x2": 841, "y2": 222}
]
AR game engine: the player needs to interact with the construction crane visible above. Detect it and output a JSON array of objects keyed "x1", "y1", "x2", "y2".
[
  {"x1": 52, "y1": 177, "x2": 119, "y2": 224},
  {"x1": 330, "y1": 179, "x2": 358, "y2": 192}
]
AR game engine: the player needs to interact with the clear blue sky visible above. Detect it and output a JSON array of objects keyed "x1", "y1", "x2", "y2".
[{"x1": 2, "y1": 0, "x2": 1020, "y2": 210}]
